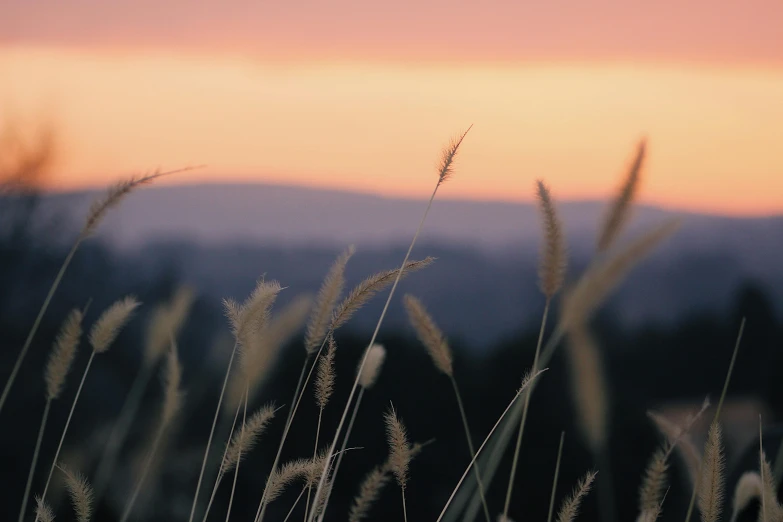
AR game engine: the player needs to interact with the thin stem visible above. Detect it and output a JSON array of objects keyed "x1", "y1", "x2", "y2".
[
  {"x1": 503, "y1": 300, "x2": 550, "y2": 518},
  {"x1": 119, "y1": 420, "x2": 167, "y2": 522},
  {"x1": 436, "y1": 376, "x2": 541, "y2": 522},
  {"x1": 224, "y1": 387, "x2": 249, "y2": 522},
  {"x1": 449, "y1": 376, "x2": 491, "y2": 522},
  {"x1": 684, "y1": 317, "x2": 745, "y2": 522},
  {"x1": 308, "y1": 183, "x2": 441, "y2": 522},
  {"x1": 458, "y1": 324, "x2": 564, "y2": 522},
  {"x1": 760, "y1": 415, "x2": 766, "y2": 522},
  {"x1": 18, "y1": 400, "x2": 51, "y2": 522},
  {"x1": 255, "y1": 341, "x2": 329, "y2": 522},
  {"x1": 188, "y1": 341, "x2": 239, "y2": 522},
  {"x1": 34, "y1": 350, "x2": 96, "y2": 522},
  {"x1": 305, "y1": 408, "x2": 324, "y2": 522},
  {"x1": 94, "y1": 362, "x2": 156, "y2": 501},
  {"x1": 201, "y1": 398, "x2": 243, "y2": 522},
  {"x1": 285, "y1": 358, "x2": 310, "y2": 439},
  {"x1": 283, "y1": 488, "x2": 308, "y2": 522},
  {"x1": 402, "y1": 488, "x2": 409, "y2": 522},
  {"x1": 0, "y1": 240, "x2": 81, "y2": 417},
  {"x1": 547, "y1": 432, "x2": 565, "y2": 522},
  {"x1": 316, "y1": 387, "x2": 365, "y2": 522}
]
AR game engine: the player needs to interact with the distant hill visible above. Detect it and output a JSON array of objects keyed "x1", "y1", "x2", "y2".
[
  {"x1": 7, "y1": 182, "x2": 783, "y2": 346},
  {"x1": 27, "y1": 182, "x2": 783, "y2": 253}
]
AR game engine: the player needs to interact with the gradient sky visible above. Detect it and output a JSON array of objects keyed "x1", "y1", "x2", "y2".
[{"x1": 2, "y1": 0, "x2": 782, "y2": 214}]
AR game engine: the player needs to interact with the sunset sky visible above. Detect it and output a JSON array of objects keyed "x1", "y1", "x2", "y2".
[{"x1": 1, "y1": 0, "x2": 782, "y2": 214}]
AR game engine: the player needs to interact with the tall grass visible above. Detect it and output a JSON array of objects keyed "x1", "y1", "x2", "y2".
[{"x1": 7, "y1": 131, "x2": 772, "y2": 522}]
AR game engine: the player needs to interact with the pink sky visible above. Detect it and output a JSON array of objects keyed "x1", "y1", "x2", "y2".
[{"x1": 2, "y1": 0, "x2": 782, "y2": 214}]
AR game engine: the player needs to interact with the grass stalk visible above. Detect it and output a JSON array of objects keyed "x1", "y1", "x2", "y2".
[
  {"x1": 119, "y1": 419, "x2": 167, "y2": 522},
  {"x1": 0, "y1": 166, "x2": 193, "y2": 419},
  {"x1": 224, "y1": 388, "x2": 249, "y2": 522},
  {"x1": 18, "y1": 399, "x2": 51, "y2": 522},
  {"x1": 93, "y1": 361, "x2": 155, "y2": 501},
  {"x1": 34, "y1": 350, "x2": 96, "y2": 522},
  {"x1": 201, "y1": 398, "x2": 243, "y2": 522},
  {"x1": 449, "y1": 375, "x2": 491, "y2": 522},
  {"x1": 547, "y1": 432, "x2": 565, "y2": 522},
  {"x1": 307, "y1": 180, "x2": 442, "y2": 522},
  {"x1": 435, "y1": 370, "x2": 544, "y2": 522},
  {"x1": 402, "y1": 488, "x2": 409, "y2": 522},
  {"x1": 188, "y1": 341, "x2": 238, "y2": 522},
  {"x1": 683, "y1": 317, "x2": 745, "y2": 522},
  {"x1": 254, "y1": 341, "x2": 327, "y2": 522},
  {"x1": 283, "y1": 488, "x2": 307, "y2": 522},
  {"x1": 503, "y1": 299, "x2": 550, "y2": 518},
  {"x1": 315, "y1": 387, "x2": 366, "y2": 522},
  {"x1": 0, "y1": 241, "x2": 79, "y2": 417},
  {"x1": 304, "y1": 408, "x2": 324, "y2": 522}
]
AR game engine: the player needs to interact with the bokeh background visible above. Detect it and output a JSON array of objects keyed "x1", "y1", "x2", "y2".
[{"x1": 2, "y1": 1, "x2": 783, "y2": 521}]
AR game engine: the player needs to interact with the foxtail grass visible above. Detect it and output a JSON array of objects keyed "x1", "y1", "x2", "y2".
[
  {"x1": 255, "y1": 256, "x2": 435, "y2": 522},
  {"x1": 555, "y1": 471, "x2": 598, "y2": 522},
  {"x1": 597, "y1": 138, "x2": 646, "y2": 254},
  {"x1": 59, "y1": 464, "x2": 94, "y2": 522},
  {"x1": 684, "y1": 318, "x2": 745, "y2": 522},
  {"x1": 188, "y1": 280, "x2": 281, "y2": 522},
  {"x1": 316, "y1": 343, "x2": 387, "y2": 522},
  {"x1": 34, "y1": 296, "x2": 138, "y2": 522},
  {"x1": 404, "y1": 293, "x2": 491, "y2": 522},
  {"x1": 0, "y1": 167, "x2": 197, "y2": 418},
  {"x1": 305, "y1": 334, "x2": 337, "y2": 520},
  {"x1": 19, "y1": 308, "x2": 83, "y2": 522},
  {"x1": 503, "y1": 179, "x2": 566, "y2": 521},
  {"x1": 306, "y1": 125, "x2": 472, "y2": 522},
  {"x1": 93, "y1": 286, "x2": 194, "y2": 500},
  {"x1": 385, "y1": 405, "x2": 412, "y2": 522}
]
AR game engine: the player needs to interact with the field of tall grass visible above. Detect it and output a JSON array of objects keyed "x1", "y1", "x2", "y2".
[{"x1": 0, "y1": 124, "x2": 778, "y2": 522}]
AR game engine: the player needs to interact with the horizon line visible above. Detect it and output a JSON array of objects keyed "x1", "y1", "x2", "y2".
[{"x1": 30, "y1": 178, "x2": 783, "y2": 220}]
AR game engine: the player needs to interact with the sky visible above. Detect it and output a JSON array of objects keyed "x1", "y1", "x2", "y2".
[{"x1": 1, "y1": 0, "x2": 782, "y2": 215}]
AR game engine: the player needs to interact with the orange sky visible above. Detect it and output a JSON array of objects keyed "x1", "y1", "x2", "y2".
[{"x1": 1, "y1": 0, "x2": 782, "y2": 215}]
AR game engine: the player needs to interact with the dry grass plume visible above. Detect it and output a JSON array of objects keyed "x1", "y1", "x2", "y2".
[
  {"x1": 34, "y1": 497, "x2": 55, "y2": 522},
  {"x1": 160, "y1": 344, "x2": 183, "y2": 427},
  {"x1": 556, "y1": 471, "x2": 598, "y2": 522},
  {"x1": 330, "y1": 257, "x2": 435, "y2": 330},
  {"x1": 437, "y1": 125, "x2": 473, "y2": 185},
  {"x1": 535, "y1": 180, "x2": 567, "y2": 299},
  {"x1": 385, "y1": 406, "x2": 412, "y2": 490},
  {"x1": 638, "y1": 447, "x2": 667, "y2": 519},
  {"x1": 89, "y1": 296, "x2": 140, "y2": 353},
  {"x1": 731, "y1": 472, "x2": 761, "y2": 521},
  {"x1": 224, "y1": 279, "x2": 283, "y2": 351},
  {"x1": 45, "y1": 308, "x2": 83, "y2": 401},
  {"x1": 403, "y1": 294, "x2": 452, "y2": 376},
  {"x1": 597, "y1": 139, "x2": 646, "y2": 253},
  {"x1": 81, "y1": 168, "x2": 197, "y2": 238},
  {"x1": 222, "y1": 403, "x2": 277, "y2": 475},
  {"x1": 59, "y1": 464, "x2": 94, "y2": 522},
  {"x1": 698, "y1": 423, "x2": 725, "y2": 522},
  {"x1": 566, "y1": 325, "x2": 608, "y2": 451},
  {"x1": 358, "y1": 344, "x2": 386, "y2": 389},
  {"x1": 561, "y1": 219, "x2": 681, "y2": 329},
  {"x1": 315, "y1": 336, "x2": 337, "y2": 409},
  {"x1": 306, "y1": 246, "x2": 355, "y2": 353}
]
